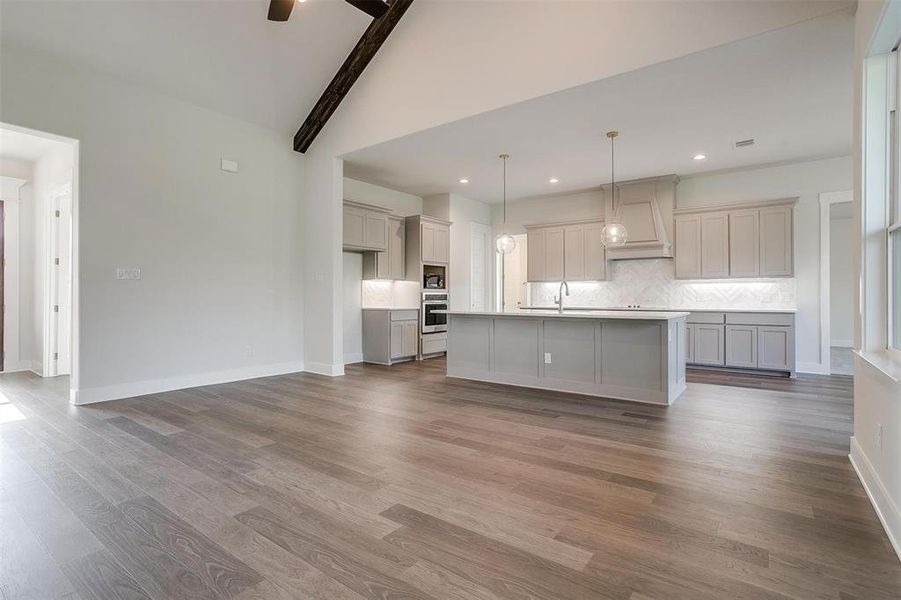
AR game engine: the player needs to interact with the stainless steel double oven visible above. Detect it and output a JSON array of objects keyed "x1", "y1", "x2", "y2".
[{"x1": 421, "y1": 292, "x2": 448, "y2": 333}]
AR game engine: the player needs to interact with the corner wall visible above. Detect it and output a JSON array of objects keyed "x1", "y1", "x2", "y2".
[{"x1": 0, "y1": 47, "x2": 306, "y2": 403}]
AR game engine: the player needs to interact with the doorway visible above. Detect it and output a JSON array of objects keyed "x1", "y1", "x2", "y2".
[
  {"x1": 819, "y1": 191, "x2": 854, "y2": 375},
  {"x1": 469, "y1": 223, "x2": 491, "y2": 311},
  {"x1": 0, "y1": 123, "x2": 78, "y2": 392}
]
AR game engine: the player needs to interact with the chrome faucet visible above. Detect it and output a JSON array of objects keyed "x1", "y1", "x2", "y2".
[{"x1": 554, "y1": 281, "x2": 570, "y2": 313}]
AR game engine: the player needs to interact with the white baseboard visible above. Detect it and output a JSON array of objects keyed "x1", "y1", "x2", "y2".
[
  {"x1": 796, "y1": 361, "x2": 829, "y2": 375},
  {"x1": 849, "y1": 436, "x2": 901, "y2": 563},
  {"x1": 344, "y1": 353, "x2": 363, "y2": 365},
  {"x1": 304, "y1": 361, "x2": 345, "y2": 377},
  {"x1": 71, "y1": 360, "x2": 305, "y2": 406},
  {"x1": 831, "y1": 339, "x2": 853, "y2": 348},
  {"x1": 1, "y1": 359, "x2": 34, "y2": 373}
]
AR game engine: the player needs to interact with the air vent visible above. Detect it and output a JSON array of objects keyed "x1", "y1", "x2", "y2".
[{"x1": 734, "y1": 138, "x2": 755, "y2": 148}]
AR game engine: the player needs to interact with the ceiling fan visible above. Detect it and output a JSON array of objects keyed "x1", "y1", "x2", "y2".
[{"x1": 268, "y1": 0, "x2": 390, "y2": 22}]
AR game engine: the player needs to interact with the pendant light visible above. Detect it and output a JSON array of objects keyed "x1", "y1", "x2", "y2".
[
  {"x1": 496, "y1": 153, "x2": 516, "y2": 255},
  {"x1": 601, "y1": 131, "x2": 628, "y2": 247}
]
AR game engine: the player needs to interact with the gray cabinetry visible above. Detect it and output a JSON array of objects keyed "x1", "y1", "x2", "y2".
[
  {"x1": 363, "y1": 309, "x2": 419, "y2": 365},
  {"x1": 343, "y1": 201, "x2": 390, "y2": 252},
  {"x1": 527, "y1": 221, "x2": 606, "y2": 282},
  {"x1": 363, "y1": 216, "x2": 405, "y2": 280},
  {"x1": 685, "y1": 311, "x2": 795, "y2": 374},
  {"x1": 725, "y1": 325, "x2": 758, "y2": 368},
  {"x1": 420, "y1": 219, "x2": 450, "y2": 264},
  {"x1": 673, "y1": 199, "x2": 795, "y2": 280}
]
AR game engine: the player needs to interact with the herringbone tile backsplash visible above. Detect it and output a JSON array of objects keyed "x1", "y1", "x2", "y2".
[{"x1": 529, "y1": 259, "x2": 796, "y2": 310}]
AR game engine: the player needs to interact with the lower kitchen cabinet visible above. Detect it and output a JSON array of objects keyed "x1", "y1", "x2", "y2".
[
  {"x1": 693, "y1": 324, "x2": 726, "y2": 366},
  {"x1": 725, "y1": 325, "x2": 758, "y2": 368},
  {"x1": 685, "y1": 311, "x2": 795, "y2": 375},
  {"x1": 362, "y1": 309, "x2": 419, "y2": 365}
]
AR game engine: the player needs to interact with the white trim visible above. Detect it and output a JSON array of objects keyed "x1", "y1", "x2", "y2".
[
  {"x1": 849, "y1": 436, "x2": 901, "y2": 563},
  {"x1": 796, "y1": 361, "x2": 829, "y2": 375},
  {"x1": 0, "y1": 176, "x2": 25, "y2": 374},
  {"x1": 304, "y1": 361, "x2": 345, "y2": 377},
  {"x1": 343, "y1": 352, "x2": 363, "y2": 365},
  {"x1": 71, "y1": 360, "x2": 306, "y2": 405},
  {"x1": 819, "y1": 190, "x2": 854, "y2": 375},
  {"x1": 831, "y1": 339, "x2": 854, "y2": 348}
]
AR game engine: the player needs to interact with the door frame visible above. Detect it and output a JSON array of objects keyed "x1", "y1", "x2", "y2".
[
  {"x1": 469, "y1": 222, "x2": 491, "y2": 311},
  {"x1": 44, "y1": 182, "x2": 72, "y2": 377},
  {"x1": 819, "y1": 190, "x2": 854, "y2": 375}
]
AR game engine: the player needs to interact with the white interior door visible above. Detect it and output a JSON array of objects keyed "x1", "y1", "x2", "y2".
[
  {"x1": 470, "y1": 223, "x2": 491, "y2": 311},
  {"x1": 48, "y1": 185, "x2": 72, "y2": 376}
]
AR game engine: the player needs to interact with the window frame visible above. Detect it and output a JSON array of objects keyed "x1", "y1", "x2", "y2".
[{"x1": 890, "y1": 49, "x2": 901, "y2": 353}]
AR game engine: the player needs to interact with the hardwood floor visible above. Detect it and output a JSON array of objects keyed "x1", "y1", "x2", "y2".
[{"x1": 0, "y1": 359, "x2": 897, "y2": 600}]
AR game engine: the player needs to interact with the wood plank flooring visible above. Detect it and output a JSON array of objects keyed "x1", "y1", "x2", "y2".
[{"x1": 0, "y1": 359, "x2": 897, "y2": 600}]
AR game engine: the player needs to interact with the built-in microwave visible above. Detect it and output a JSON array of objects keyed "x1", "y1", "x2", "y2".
[
  {"x1": 422, "y1": 264, "x2": 446, "y2": 290},
  {"x1": 421, "y1": 293, "x2": 448, "y2": 333}
]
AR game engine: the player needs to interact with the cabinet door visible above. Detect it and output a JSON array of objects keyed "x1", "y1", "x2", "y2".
[
  {"x1": 694, "y1": 324, "x2": 725, "y2": 366},
  {"x1": 759, "y1": 206, "x2": 793, "y2": 276},
  {"x1": 527, "y1": 229, "x2": 547, "y2": 282},
  {"x1": 434, "y1": 224, "x2": 450, "y2": 264},
  {"x1": 390, "y1": 322, "x2": 404, "y2": 359},
  {"x1": 421, "y1": 221, "x2": 436, "y2": 262},
  {"x1": 402, "y1": 321, "x2": 419, "y2": 357},
  {"x1": 343, "y1": 205, "x2": 366, "y2": 248},
  {"x1": 583, "y1": 222, "x2": 606, "y2": 281},
  {"x1": 564, "y1": 225, "x2": 585, "y2": 281},
  {"x1": 674, "y1": 215, "x2": 702, "y2": 279},
  {"x1": 388, "y1": 217, "x2": 405, "y2": 279},
  {"x1": 364, "y1": 212, "x2": 388, "y2": 251},
  {"x1": 700, "y1": 213, "x2": 729, "y2": 278},
  {"x1": 758, "y1": 326, "x2": 792, "y2": 371},
  {"x1": 729, "y1": 209, "x2": 760, "y2": 277},
  {"x1": 685, "y1": 323, "x2": 695, "y2": 364},
  {"x1": 726, "y1": 325, "x2": 758, "y2": 368},
  {"x1": 545, "y1": 227, "x2": 565, "y2": 281}
]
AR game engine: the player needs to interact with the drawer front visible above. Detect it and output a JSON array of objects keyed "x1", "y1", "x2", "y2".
[
  {"x1": 422, "y1": 334, "x2": 447, "y2": 355},
  {"x1": 687, "y1": 312, "x2": 726, "y2": 324},
  {"x1": 726, "y1": 312, "x2": 794, "y2": 326},
  {"x1": 390, "y1": 310, "x2": 419, "y2": 322}
]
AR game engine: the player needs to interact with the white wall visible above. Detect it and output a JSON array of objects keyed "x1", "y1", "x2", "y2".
[
  {"x1": 493, "y1": 189, "x2": 605, "y2": 231},
  {"x1": 0, "y1": 166, "x2": 34, "y2": 372},
  {"x1": 851, "y1": 0, "x2": 901, "y2": 561},
  {"x1": 344, "y1": 177, "x2": 422, "y2": 216},
  {"x1": 301, "y1": 1, "x2": 844, "y2": 375},
  {"x1": 0, "y1": 47, "x2": 306, "y2": 403},
  {"x1": 830, "y1": 215, "x2": 854, "y2": 346}
]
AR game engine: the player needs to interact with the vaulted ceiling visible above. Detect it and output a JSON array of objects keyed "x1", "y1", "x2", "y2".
[
  {"x1": 0, "y1": 0, "x2": 372, "y2": 132},
  {"x1": 343, "y1": 9, "x2": 853, "y2": 203}
]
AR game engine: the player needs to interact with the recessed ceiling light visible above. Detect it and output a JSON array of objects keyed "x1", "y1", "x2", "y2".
[
  {"x1": 458, "y1": 178, "x2": 469, "y2": 184},
  {"x1": 693, "y1": 154, "x2": 707, "y2": 161},
  {"x1": 548, "y1": 177, "x2": 559, "y2": 184}
]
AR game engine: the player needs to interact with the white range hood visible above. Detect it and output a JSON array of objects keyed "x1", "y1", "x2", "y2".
[{"x1": 603, "y1": 174, "x2": 679, "y2": 260}]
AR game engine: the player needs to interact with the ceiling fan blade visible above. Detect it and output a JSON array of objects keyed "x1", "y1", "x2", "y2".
[
  {"x1": 268, "y1": 0, "x2": 295, "y2": 22},
  {"x1": 344, "y1": 0, "x2": 390, "y2": 19}
]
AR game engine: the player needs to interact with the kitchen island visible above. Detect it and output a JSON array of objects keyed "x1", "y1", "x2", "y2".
[{"x1": 443, "y1": 310, "x2": 689, "y2": 405}]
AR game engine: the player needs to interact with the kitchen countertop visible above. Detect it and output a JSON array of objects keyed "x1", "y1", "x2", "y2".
[
  {"x1": 439, "y1": 309, "x2": 689, "y2": 321},
  {"x1": 362, "y1": 307, "x2": 419, "y2": 311},
  {"x1": 520, "y1": 306, "x2": 797, "y2": 314}
]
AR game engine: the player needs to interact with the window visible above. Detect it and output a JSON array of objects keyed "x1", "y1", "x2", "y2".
[
  {"x1": 892, "y1": 226, "x2": 901, "y2": 350},
  {"x1": 890, "y1": 51, "x2": 901, "y2": 351}
]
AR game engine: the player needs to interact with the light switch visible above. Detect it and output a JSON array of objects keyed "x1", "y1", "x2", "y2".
[
  {"x1": 544, "y1": 352, "x2": 552, "y2": 364},
  {"x1": 221, "y1": 158, "x2": 239, "y2": 173},
  {"x1": 116, "y1": 268, "x2": 141, "y2": 280}
]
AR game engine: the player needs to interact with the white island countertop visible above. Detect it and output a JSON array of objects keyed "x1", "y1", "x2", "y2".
[
  {"x1": 439, "y1": 309, "x2": 689, "y2": 321},
  {"x1": 520, "y1": 305, "x2": 797, "y2": 314}
]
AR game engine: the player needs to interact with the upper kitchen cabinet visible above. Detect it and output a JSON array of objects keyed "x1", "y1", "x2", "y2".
[
  {"x1": 673, "y1": 198, "x2": 796, "y2": 280},
  {"x1": 418, "y1": 217, "x2": 451, "y2": 264},
  {"x1": 343, "y1": 201, "x2": 390, "y2": 252},
  {"x1": 527, "y1": 220, "x2": 605, "y2": 282},
  {"x1": 363, "y1": 215, "x2": 406, "y2": 280}
]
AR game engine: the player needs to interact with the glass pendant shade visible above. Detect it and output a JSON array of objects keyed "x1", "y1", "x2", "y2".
[
  {"x1": 496, "y1": 232, "x2": 516, "y2": 255},
  {"x1": 601, "y1": 222, "x2": 628, "y2": 247}
]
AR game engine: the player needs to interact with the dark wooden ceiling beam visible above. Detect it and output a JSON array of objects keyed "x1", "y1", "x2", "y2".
[{"x1": 293, "y1": 0, "x2": 414, "y2": 153}]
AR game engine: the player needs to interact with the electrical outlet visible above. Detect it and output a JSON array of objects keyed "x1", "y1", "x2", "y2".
[
  {"x1": 244, "y1": 345, "x2": 254, "y2": 358},
  {"x1": 221, "y1": 158, "x2": 239, "y2": 173},
  {"x1": 876, "y1": 423, "x2": 883, "y2": 450},
  {"x1": 544, "y1": 352, "x2": 552, "y2": 364},
  {"x1": 115, "y1": 268, "x2": 141, "y2": 280}
]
